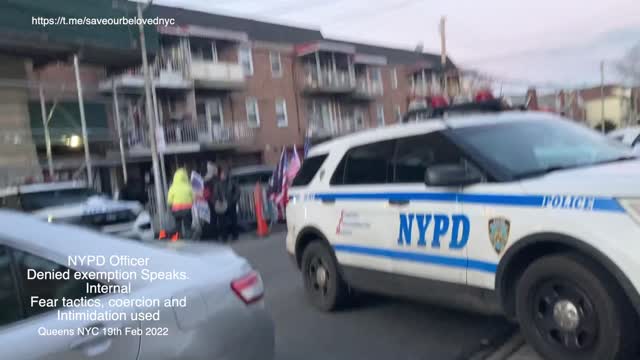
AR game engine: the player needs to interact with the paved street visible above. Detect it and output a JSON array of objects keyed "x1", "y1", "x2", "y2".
[{"x1": 230, "y1": 231, "x2": 518, "y2": 360}]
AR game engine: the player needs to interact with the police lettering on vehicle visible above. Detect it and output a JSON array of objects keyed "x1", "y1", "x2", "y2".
[
  {"x1": 542, "y1": 195, "x2": 596, "y2": 211},
  {"x1": 397, "y1": 213, "x2": 470, "y2": 250}
]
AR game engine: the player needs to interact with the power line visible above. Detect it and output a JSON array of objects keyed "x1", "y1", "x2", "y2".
[
  {"x1": 324, "y1": 0, "x2": 423, "y2": 25},
  {"x1": 250, "y1": 0, "x2": 346, "y2": 16}
]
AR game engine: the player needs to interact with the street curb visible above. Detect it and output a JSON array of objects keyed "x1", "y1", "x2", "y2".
[{"x1": 485, "y1": 332, "x2": 525, "y2": 360}]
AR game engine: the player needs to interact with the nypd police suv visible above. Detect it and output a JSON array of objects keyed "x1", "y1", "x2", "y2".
[{"x1": 286, "y1": 112, "x2": 640, "y2": 360}]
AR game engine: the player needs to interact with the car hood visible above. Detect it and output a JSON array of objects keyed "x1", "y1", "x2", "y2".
[
  {"x1": 32, "y1": 196, "x2": 142, "y2": 218},
  {"x1": 520, "y1": 159, "x2": 640, "y2": 197}
]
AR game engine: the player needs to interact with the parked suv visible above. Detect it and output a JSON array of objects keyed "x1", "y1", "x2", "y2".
[
  {"x1": 0, "y1": 181, "x2": 153, "y2": 241},
  {"x1": 287, "y1": 112, "x2": 640, "y2": 360}
]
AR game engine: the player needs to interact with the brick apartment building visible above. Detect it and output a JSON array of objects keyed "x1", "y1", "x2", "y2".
[{"x1": 30, "y1": 3, "x2": 459, "y2": 192}]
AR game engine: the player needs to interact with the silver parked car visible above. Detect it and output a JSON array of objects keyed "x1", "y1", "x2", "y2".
[{"x1": 0, "y1": 210, "x2": 275, "y2": 360}]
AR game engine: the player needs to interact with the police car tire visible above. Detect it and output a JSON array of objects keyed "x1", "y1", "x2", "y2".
[
  {"x1": 515, "y1": 253, "x2": 636, "y2": 360},
  {"x1": 301, "y1": 241, "x2": 348, "y2": 312}
]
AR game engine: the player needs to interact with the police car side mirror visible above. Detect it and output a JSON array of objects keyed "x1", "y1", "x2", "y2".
[{"x1": 425, "y1": 164, "x2": 482, "y2": 187}]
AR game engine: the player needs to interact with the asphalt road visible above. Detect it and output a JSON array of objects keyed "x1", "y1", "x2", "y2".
[{"x1": 231, "y1": 231, "x2": 516, "y2": 360}]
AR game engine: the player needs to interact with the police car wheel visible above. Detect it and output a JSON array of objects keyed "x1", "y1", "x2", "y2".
[
  {"x1": 301, "y1": 242, "x2": 348, "y2": 311},
  {"x1": 515, "y1": 253, "x2": 636, "y2": 360}
]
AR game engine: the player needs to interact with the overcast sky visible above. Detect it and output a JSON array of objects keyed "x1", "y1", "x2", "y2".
[{"x1": 156, "y1": 0, "x2": 640, "y2": 90}]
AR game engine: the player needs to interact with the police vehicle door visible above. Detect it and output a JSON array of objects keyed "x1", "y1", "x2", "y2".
[
  {"x1": 327, "y1": 139, "x2": 397, "y2": 277},
  {"x1": 390, "y1": 132, "x2": 469, "y2": 285}
]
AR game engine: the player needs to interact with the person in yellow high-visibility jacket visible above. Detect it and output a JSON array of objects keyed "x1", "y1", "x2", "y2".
[{"x1": 167, "y1": 168, "x2": 193, "y2": 239}]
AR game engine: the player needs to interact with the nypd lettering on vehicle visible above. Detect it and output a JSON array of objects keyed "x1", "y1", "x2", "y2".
[{"x1": 397, "y1": 213, "x2": 470, "y2": 250}]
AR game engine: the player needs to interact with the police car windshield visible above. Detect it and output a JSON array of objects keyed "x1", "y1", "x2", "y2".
[
  {"x1": 453, "y1": 118, "x2": 634, "y2": 180},
  {"x1": 21, "y1": 188, "x2": 98, "y2": 212}
]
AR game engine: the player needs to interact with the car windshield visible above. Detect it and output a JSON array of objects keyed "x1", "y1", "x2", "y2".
[
  {"x1": 453, "y1": 118, "x2": 634, "y2": 179},
  {"x1": 20, "y1": 188, "x2": 98, "y2": 212}
]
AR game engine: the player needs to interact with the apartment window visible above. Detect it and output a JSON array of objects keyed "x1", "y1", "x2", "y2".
[
  {"x1": 191, "y1": 41, "x2": 217, "y2": 62},
  {"x1": 391, "y1": 68, "x2": 398, "y2": 89},
  {"x1": 376, "y1": 104, "x2": 385, "y2": 126},
  {"x1": 197, "y1": 99, "x2": 224, "y2": 127},
  {"x1": 270, "y1": 51, "x2": 282, "y2": 77},
  {"x1": 246, "y1": 97, "x2": 260, "y2": 127},
  {"x1": 275, "y1": 99, "x2": 288, "y2": 127},
  {"x1": 239, "y1": 46, "x2": 254, "y2": 76}
]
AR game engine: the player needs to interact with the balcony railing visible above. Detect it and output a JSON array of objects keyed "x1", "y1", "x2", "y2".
[
  {"x1": 354, "y1": 78, "x2": 383, "y2": 98},
  {"x1": 304, "y1": 69, "x2": 356, "y2": 93},
  {"x1": 190, "y1": 60, "x2": 245, "y2": 89},
  {"x1": 101, "y1": 45, "x2": 245, "y2": 90},
  {"x1": 126, "y1": 120, "x2": 256, "y2": 151},
  {"x1": 307, "y1": 117, "x2": 368, "y2": 138}
]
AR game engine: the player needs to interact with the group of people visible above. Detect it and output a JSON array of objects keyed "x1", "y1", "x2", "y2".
[{"x1": 167, "y1": 162, "x2": 240, "y2": 241}]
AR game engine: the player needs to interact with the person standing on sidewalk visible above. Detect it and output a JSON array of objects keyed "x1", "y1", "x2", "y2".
[
  {"x1": 203, "y1": 162, "x2": 221, "y2": 241},
  {"x1": 167, "y1": 168, "x2": 193, "y2": 239},
  {"x1": 219, "y1": 167, "x2": 240, "y2": 242}
]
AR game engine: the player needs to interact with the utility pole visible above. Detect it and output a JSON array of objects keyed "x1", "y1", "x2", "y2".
[
  {"x1": 439, "y1": 16, "x2": 448, "y2": 97},
  {"x1": 600, "y1": 60, "x2": 605, "y2": 133},
  {"x1": 138, "y1": 1, "x2": 165, "y2": 222},
  {"x1": 73, "y1": 54, "x2": 92, "y2": 186},
  {"x1": 38, "y1": 85, "x2": 54, "y2": 179},
  {"x1": 112, "y1": 83, "x2": 127, "y2": 183}
]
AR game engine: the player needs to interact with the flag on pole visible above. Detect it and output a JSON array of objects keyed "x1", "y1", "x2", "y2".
[
  {"x1": 269, "y1": 147, "x2": 285, "y2": 200},
  {"x1": 303, "y1": 135, "x2": 311, "y2": 159},
  {"x1": 275, "y1": 149, "x2": 289, "y2": 205},
  {"x1": 286, "y1": 146, "x2": 301, "y2": 183}
]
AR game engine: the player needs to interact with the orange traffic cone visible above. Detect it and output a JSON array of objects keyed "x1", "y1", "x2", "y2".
[
  {"x1": 159, "y1": 230, "x2": 167, "y2": 240},
  {"x1": 171, "y1": 232, "x2": 179, "y2": 242},
  {"x1": 254, "y1": 182, "x2": 269, "y2": 237}
]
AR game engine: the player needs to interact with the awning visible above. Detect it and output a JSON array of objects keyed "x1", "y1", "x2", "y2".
[
  {"x1": 28, "y1": 101, "x2": 111, "y2": 146},
  {"x1": 407, "y1": 61, "x2": 438, "y2": 74},
  {"x1": 353, "y1": 53, "x2": 387, "y2": 66},
  {"x1": 295, "y1": 41, "x2": 356, "y2": 56},
  {"x1": 158, "y1": 25, "x2": 249, "y2": 42}
]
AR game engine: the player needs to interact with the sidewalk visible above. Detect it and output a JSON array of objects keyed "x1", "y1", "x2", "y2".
[
  {"x1": 487, "y1": 333, "x2": 543, "y2": 360},
  {"x1": 507, "y1": 344, "x2": 542, "y2": 360}
]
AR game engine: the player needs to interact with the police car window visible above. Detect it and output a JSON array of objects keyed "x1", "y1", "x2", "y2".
[
  {"x1": 0, "y1": 195, "x2": 21, "y2": 210},
  {"x1": 394, "y1": 132, "x2": 466, "y2": 183},
  {"x1": 453, "y1": 118, "x2": 632, "y2": 179},
  {"x1": 20, "y1": 188, "x2": 98, "y2": 212},
  {"x1": 292, "y1": 154, "x2": 328, "y2": 186},
  {"x1": 338, "y1": 140, "x2": 395, "y2": 185},
  {"x1": 0, "y1": 246, "x2": 22, "y2": 326},
  {"x1": 12, "y1": 249, "x2": 102, "y2": 318}
]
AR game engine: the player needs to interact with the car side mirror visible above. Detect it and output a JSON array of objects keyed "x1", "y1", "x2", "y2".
[{"x1": 425, "y1": 164, "x2": 482, "y2": 187}]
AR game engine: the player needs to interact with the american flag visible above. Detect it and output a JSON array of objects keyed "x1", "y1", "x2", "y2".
[
  {"x1": 270, "y1": 147, "x2": 289, "y2": 206},
  {"x1": 286, "y1": 146, "x2": 301, "y2": 183}
]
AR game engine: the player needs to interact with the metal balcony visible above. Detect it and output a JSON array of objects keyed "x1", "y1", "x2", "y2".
[
  {"x1": 303, "y1": 69, "x2": 356, "y2": 94},
  {"x1": 190, "y1": 61, "x2": 245, "y2": 90},
  {"x1": 100, "y1": 46, "x2": 246, "y2": 92},
  {"x1": 126, "y1": 120, "x2": 256, "y2": 155},
  {"x1": 353, "y1": 78, "x2": 383, "y2": 100}
]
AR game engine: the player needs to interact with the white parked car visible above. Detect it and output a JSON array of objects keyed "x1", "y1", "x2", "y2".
[
  {"x1": 287, "y1": 112, "x2": 640, "y2": 360},
  {"x1": 608, "y1": 126, "x2": 640, "y2": 155},
  {"x1": 0, "y1": 210, "x2": 274, "y2": 360},
  {"x1": 0, "y1": 181, "x2": 154, "y2": 241}
]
